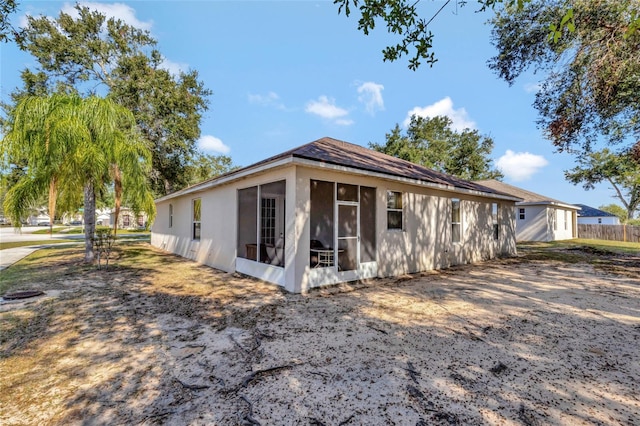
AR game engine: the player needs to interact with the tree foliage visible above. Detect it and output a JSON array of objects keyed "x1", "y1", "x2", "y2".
[
  {"x1": 489, "y1": 0, "x2": 640, "y2": 155},
  {"x1": 186, "y1": 154, "x2": 237, "y2": 186},
  {"x1": 14, "y1": 5, "x2": 212, "y2": 196},
  {"x1": 565, "y1": 149, "x2": 640, "y2": 220},
  {"x1": 598, "y1": 203, "x2": 628, "y2": 223},
  {"x1": 2, "y1": 94, "x2": 155, "y2": 262},
  {"x1": 370, "y1": 115, "x2": 504, "y2": 180},
  {"x1": 0, "y1": 0, "x2": 17, "y2": 43},
  {"x1": 333, "y1": 0, "x2": 640, "y2": 71}
]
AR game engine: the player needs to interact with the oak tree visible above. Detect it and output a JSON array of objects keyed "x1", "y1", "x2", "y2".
[
  {"x1": 565, "y1": 149, "x2": 640, "y2": 220},
  {"x1": 370, "y1": 115, "x2": 504, "y2": 180},
  {"x1": 15, "y1": 4, "x2": 212, "y2": 196},
  {"x1": 489, "y1": 0, "x2": 640, "y2": 156}
]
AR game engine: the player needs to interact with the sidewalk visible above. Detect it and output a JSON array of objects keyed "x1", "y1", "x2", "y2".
[
  {"x1": 0, "y1": 242, "x2": 78, "y2": 272},
  {"x1": 0, "y1": 246, "x2": 43, "y2": 271}
]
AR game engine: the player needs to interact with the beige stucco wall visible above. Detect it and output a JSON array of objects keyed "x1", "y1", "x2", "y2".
[
  {"x1": 376, "y1": 179, "x2": 516, "y2": 278},
  {"x1": 151, "y1": 166, "x2": 297, "y2": 278},
  {"x1": 293, "y1": 166, "x2": 517, "y2": 292},
  {"x1": 515, "y1": 205, "x2": 577, "y2": 241},
  {"x1": 152, "y1": 163, "x2": 517, "y2": 293}
]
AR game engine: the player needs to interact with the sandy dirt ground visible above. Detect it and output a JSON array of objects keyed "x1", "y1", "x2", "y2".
[{"x1": 1, "y1": 245, "x2": 639, "y2": 425}]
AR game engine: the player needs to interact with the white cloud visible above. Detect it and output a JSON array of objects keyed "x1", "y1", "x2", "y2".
[
  {"x1": 248, "y1": 92, "x2": 286, "y2": 110},
  {"x1": 160, "y1": 57, "x2": 188, "y2": 76},
  {"x1": 403, "y1": 97, "x2": 475, "y2": 131},
  {"x1": 335, "y1": 118, "x2": 355, "y2": 126},
  {"x1": 305, "y1": 96, "x2": 352, "y2": 125},
  {"x1": 496, "y1": 150, "x2": 549, "y2": 181},
  {"x1": 524, "y1": 82, "x2": 542, "y2": 94},
  {"x1": 357, "y1": 81, "x2": 384, "y2": 115},
  {"x1": 62, "y1": 2, "x2": 153, "y2": 30},
  {"x1": 197, "y1": 135, "x2": 230, "y2": 154}
]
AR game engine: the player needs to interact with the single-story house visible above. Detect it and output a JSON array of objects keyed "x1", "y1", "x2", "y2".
[
  {"x1": 475, "y1": 179, "x2": 580, "y2": 242},
  {"x1": 110, "y1": 207, "x2": 148, "y2": 229},
  {"x1": 28, "y1": 212, "x2": 51, "y2": 226},
  {"x1": 151, "y1": 137, "x2": 521, "y2": 293},
  {"x1": 576, "y1": 204, "x2": 621, "y2": 225}
]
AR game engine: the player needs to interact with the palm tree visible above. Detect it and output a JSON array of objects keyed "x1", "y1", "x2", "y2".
[
  {"x1": 2, "y1": 94, "x2": 77, "y2": 234},
  {"x1": 2, "y1": 94, "x2": 155, "y2": 262}
]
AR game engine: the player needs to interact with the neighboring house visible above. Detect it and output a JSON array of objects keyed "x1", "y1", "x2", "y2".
[
  {"x1": 152, "y1": 137, "x2": 521, "y2": 293},
  {"x1": 575, "y1": 204, "x2": 621, "y2": 225},
  {"x1": 28, "y1": 212, "x2": 51, "y2": 226},
  {"x1": 475, "y1": 179, "x2": 579, "y2": 242},
  {"x1": 111, "y1": 207, "x2": 147, "y2": 229}
]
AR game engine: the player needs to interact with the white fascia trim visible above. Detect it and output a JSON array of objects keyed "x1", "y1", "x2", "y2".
[
  {"x1": 155, "y1": 157, "x2": 295, "y2": 202},
  {"x1": 516, "y1": 201, "x2": 580, "y2": 210},
  {"x1": 291, "y1": 158, "x2": 522, "y2": 202}
]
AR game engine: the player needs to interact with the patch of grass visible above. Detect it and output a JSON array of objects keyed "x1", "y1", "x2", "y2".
[
  {"x1": 0, "y1": 240, "x2": 74, "y2": 250},
  {"x1": 110, "y1": 227, "x2": 149, "y2": 234},
  {"x1": 31, "y1": 227, "x2": 68, "y2": 234},
  {"x1": 0, "y1": 246, "x2": 90, "y2": 295},
  {"x1": 519, "y1": 239, "x2": 640, "y2": 255}
]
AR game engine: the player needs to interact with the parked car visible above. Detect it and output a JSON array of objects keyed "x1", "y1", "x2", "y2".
[
  {"x1": 37, "y1": 221, "x2": 52, "y2": 226},
  {"x1": 70, "y1": 220, "x2": 82, "y2": 226}
]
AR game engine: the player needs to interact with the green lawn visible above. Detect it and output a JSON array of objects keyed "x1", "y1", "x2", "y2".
[
  {"x1": 31, "y1": 227, "x2": 70, "y2": 234},
  {"x1": 30, "y1": 227, "x2": 150, "y2": 235},
  {"x1": 0, "y1": 240, "x2": 74, "y2": 250},
  {"x1": 519, "y1": 238, "x2": 640, "y2": 255}
]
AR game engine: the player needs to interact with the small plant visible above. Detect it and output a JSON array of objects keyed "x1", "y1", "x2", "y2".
[{"x1": 92, "y1": 228, "x2": 116, "y2": 270}]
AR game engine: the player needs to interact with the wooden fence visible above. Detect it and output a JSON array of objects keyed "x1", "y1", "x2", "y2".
[{"x1": 578, "y1": 224, "x2": 640, "y2": 243}]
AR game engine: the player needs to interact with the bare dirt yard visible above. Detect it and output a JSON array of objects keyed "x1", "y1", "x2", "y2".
[{"x1": 1, "y1": 243, "x2": 639, "y2": 425}]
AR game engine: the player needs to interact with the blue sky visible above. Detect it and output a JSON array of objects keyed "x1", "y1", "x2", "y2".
[{"x1": 0, "y1": 0, "x2": 618, "y2": 208}]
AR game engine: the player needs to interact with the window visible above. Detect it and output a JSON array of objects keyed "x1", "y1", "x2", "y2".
[
  {"x1": 169, "y1": 204, "x2": 173, "y2": 228},
  {"x1": 387, "y1": 191, "x2": 403, "y2": 230},
  {"x1": 519, "y1": 208, "x2": 525, "y2": 220},
  {"x1": 192, "y1": 198, "x2": 201, "y2": 240},
  {"x1": 552, "y1": 208, "x2": 557, "y2": 231},
  {"x1": 452, "y1": 198, "x2": 461, "y2": 243},
  {"x1": 564, "y1": 211, "x2": 569, "y2": 230},
  {"x1": 261, "y1": 197, "x2": 276, "y2": 245},
  {"x1": 492, "y1": 202, "x2": 499, "y2": 240},
  {"x1": 598, "y1": 217, "x2": 602, "y2": 224},
  {"x1": 122, "y1": 214, "x2": 131, "y2": 228}
]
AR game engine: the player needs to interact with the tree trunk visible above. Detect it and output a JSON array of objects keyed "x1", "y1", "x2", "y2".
[
  {"x1": 48, "y1": 178, "x2": 57, "y2": 237},
  {"x1": 83, "y1": 181, "x2": 96, "y2": 263},
  {"x1": 113, "y1": 165, "x2": 122, "y2": 236}
]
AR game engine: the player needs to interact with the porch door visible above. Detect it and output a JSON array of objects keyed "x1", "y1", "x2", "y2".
[{"x1": 337, "y1": 201, "x2": 359, "y2": 278}]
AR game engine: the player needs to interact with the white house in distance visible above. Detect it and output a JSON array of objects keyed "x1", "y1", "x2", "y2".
[
  {"x1": 476, "y1": 179, "x2": 580, "y2": 242},
  {"x1": 575, "y1": 204, "x2": 621, "y2": 225},
  {"x1": 151, "y1": 137, "x2": 521, "y2": 293}
]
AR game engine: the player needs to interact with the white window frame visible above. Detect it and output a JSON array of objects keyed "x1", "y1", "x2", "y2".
[
  {"x1": 452, "y1": 198, "x2": 462, "y2": 243},
  {"x1": 492, "y1": 202, "x2": 499, "y2": 241},
  {"x1": 261, "y1": 197, "x2": 277, "y2": 246},
  {"x1": 386, "y1": 190, "x2": 403, "y2": 230},
  {"x1": 564, "y1": 210, "x2": 569, "y2": 230},
  {"x1": 192, "y1": 198, "x2": 201, "y2": 240}
]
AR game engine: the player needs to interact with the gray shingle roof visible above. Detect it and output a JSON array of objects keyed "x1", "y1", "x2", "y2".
[
  {"x1": 159, "y1": 137, "x2": 522, "y2": 201},
  {"x1": 475, "y1": 179, "x2": 579, "y2": 210},
  {"x1": 575, "y1": 204, "x2": 618, "y2": 217}
]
